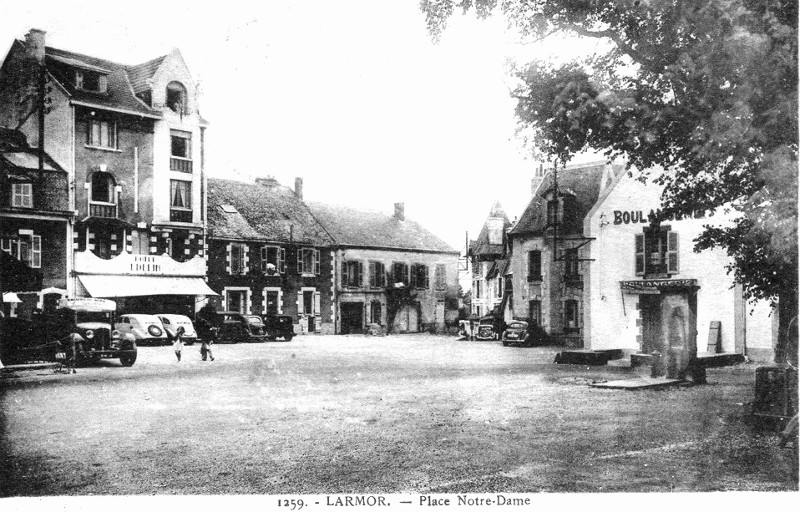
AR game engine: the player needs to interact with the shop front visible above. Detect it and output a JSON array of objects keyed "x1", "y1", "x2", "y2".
[
  {"x1": 583, "y1": 170, "x2": 776, "y2": 362},
  {"x1": 73, "y1": 250, "x2": 216, "y2": 317}
]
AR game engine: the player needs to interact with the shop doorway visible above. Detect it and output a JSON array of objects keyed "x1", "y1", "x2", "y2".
[
  {"x1": 341, "y1": 302, "x2": 363, "y2": 334},
  {"x1": 640, "y1": 295, "x2": 662, "y2": 354}
]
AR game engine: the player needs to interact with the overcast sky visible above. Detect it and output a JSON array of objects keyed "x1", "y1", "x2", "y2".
[{"x1": 1, "y1": 0, "x2": 604, "y2": 251}]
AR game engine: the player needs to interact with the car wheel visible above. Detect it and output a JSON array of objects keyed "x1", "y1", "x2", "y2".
[
  {"x1": 501, "y1": 333, "x2": 509, "y2": 347},
  {"x1": 119, "y1": 350, "x2": 137, "y2": 367},
  {"x1": 283, "y1": 334, "x2": 293, "y2": 342}
]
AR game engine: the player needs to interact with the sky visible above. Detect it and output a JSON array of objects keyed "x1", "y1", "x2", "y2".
[{"x1": 0, "y1": 0, "x2": 605, "y2": 252}]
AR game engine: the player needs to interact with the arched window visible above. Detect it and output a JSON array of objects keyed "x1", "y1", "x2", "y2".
[
  {"x1": 166, "y1": 81, "x2": 187, "y2": 113},
  {"x1": 91, "y1": 172, "x2": 115, "y2": 203}
]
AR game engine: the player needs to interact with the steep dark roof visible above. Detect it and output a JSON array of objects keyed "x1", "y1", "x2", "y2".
[
  {"x1": 126, "y1": 56, "x2": 166, "y2": 93},
  {"x1": 307, "y1": 202, "x2": 458, "y2": 254},
  {"x1": 34, "y1": 43, "x2": 163, "y2": 116},
  {"x1": 207, "y1": 178, "x2": 333, "y2": 246},
  {"x1": 469, "y1": 200, "x2": 510, "y2": 257},
  {"x1": 0, "y1": 128, "x2": 63, "y2": 172},
  {"x1": 509, "y1": 162, "x2": 608, "y2": 237}
]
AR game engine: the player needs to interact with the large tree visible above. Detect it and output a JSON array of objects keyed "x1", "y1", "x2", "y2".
[{"x1": 422, "y1": 0, "x2": 798, "y2": 364}]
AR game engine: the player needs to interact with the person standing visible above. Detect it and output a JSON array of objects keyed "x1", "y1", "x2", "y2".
[{"x1": 173, "y1": 326, "x2": 185, "y2": 362}]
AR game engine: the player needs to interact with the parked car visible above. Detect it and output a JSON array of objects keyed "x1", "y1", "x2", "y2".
[
  {"x1": 263, "y1": 314, "x2": 295, "y2": 341},
  {"x1": 0, "y1": 298, "x2": 137, "y2": 366},
  {"x1": 216, "y1": 312, "x2": 269, "y2": 343},
  {"x1": 116, "y1": 314, "x2": 168, "y2": 346},
  {"x1": 157, "y1": 314, "x2": 198, "y2": 345},
  {"x1": 475, "y1": 316, "x2": 503, "y2": 341},
  {"x1": 501, "y1": 320, "x2": 532, "y2": 347}
]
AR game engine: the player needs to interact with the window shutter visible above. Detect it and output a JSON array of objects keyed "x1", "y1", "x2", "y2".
[
  {"x1": 260, "y1": 246, "x2": 267, "y2": 272},
  {"x1": 667, "y1": 232, "x2": 679, "y2": 274},
  {"x1": 314, "y1": 291, "x2": 321, "y2": 316},
  {"x1": 297, "y1": 249, "x2": 303, "y2": 273},
  {"x1": 279, "y1": 248, "x2": 286, "y2": 273},
  {"x1": 635, "y1": 234, "x2": 645, "y2": 276},
  {"x1": 98, "y1": 75, "x2": 108, "y2": 93},
  {"x1": 369, "y1": 262, "x2": 376, "y2": 288},
  {"x1": 357, "y1": 261, "x2": 364, "y2": 287},
  {"x1": 297, "y1": 292, "x2": 304, "y2": 314},
  {"x1": 314, "y1": 250, "x2": 320, "y2": 275},
  {"x1": 410, "y1": 265, "x2": 418, "y2": 288},
  {"x1": 423, "y1": 265, "x2": 429, "y2": 288},
  {"x1": 32, "y1": 235, "x2": 41, "y2": 268},
  {"x1": 342, "y1": 261, "x2": 348, "y2": 285}
]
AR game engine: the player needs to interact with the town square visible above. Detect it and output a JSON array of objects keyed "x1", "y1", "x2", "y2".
[{"x1": 0, "y1": 0, "x2": 797, "y2": 504}]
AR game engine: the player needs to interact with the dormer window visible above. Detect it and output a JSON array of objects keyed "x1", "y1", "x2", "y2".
[
  {"x1": 166, "y1": 81, "x2": 187, "y2": 114},
  {"x1": 75, "y1": 70, "x2": 107, "y2": 93}
]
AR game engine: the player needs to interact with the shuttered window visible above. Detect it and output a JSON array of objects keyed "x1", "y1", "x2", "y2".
[
  {"x1": 635, "y1": 234, "x2": 645, "y2": 276},
  {"x1": 369, "y1": 261, "x2": 386, "y2": 288}
]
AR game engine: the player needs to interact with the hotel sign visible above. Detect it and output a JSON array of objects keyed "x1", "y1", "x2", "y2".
[
  {"x1": 75, "y1": 251, "x2": 206, "y2": 277},
  {"x1": 620, "y1": 279, "x2": 699, "y2": 294}
]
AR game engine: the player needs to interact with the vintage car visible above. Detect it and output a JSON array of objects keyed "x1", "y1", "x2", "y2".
[
  {"x1": 263, "y1": 314, "x2": 295, "y2": 341},
  {"x1": 501, "y1": 320, "x2": 532, "y2": 347},
  {"x1": 475, "y1": 316, "x2": 503, "y2": 341},
  {"x1": 157, "y1": 314, "x2": 198, "y2": 345},
  {"x1": 0, "y1": 298, "x2": 137, "y2": 366},
  {"x1": 216, "y1": 312, "x2": 269, "y2": 343},
  {"x1": 264, "y1": 315, "x2": 294, "y2": 341},
  {"x1": 116, "y1": 314, "x2": 168, "y2": 346}
]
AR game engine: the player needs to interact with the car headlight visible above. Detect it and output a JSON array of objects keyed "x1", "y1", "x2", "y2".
[
  {"x1": 85, "y1": 329, "x2": 94, "y2": 339},
  {"x1": 111, "y1": 330, "x2": 121, "y2": 340}
]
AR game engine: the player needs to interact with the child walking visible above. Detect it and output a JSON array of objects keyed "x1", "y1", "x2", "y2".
[
  {"x1": 173, "y1": 326, "x2": 185, "y2": 362},
  {"x1": 200, "y1": 334, "x2": 214, "y2": 361}
]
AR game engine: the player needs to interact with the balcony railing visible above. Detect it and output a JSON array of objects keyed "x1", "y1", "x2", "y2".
[
  {"x1": 170, "y1": 208, "x2": 193, "y2": 222},
  {"x1": 170, "y1": 157, "x2": 193, "y2": 173},
  {"x1": 89, "y1": 201, "x2": 117, "y2": 218}
]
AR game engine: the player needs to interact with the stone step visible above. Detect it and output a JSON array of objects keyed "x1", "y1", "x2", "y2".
[{"x1": 591, "y1": 377, "x2": 685, "y2": 390}]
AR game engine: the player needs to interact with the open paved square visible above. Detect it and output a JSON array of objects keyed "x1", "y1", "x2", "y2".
[{"x1": 1, "y1": 334, "x2": 796, "y2": 495}]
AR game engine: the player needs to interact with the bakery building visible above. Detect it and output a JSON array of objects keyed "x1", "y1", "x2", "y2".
[{"x1": 583, "y1": 168, "x2": 777, "y2": 363}]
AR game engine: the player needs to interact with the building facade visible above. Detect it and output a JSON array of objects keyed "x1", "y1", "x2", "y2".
[
  {"x1": 467, "y1": 201, "x2": 511, "y2": 319},
  {"x1": 0, "y1": 29, "x2": 214, "y2": 316},
  {"x1": 583, "y1": 169, "x2": 777, "y2": 362},
  {"x1": 508, "y1": 161, "x2": 617, "y2": 347},
  {"x1": 0, "y1": 128, "x2": 72, "y2": 317},
  {"x1": 206, "y1": 177, "x2": 335, "y2": 334},
  {"x1": 308, "y1": 202, "x2": 460, "y2": 334}
]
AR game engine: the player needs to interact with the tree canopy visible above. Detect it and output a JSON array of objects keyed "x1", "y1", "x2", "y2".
[{"x1": 422, "y1": 0, "x2": 797, "y2": 361}]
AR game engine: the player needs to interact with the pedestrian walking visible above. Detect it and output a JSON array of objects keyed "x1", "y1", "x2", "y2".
[
  {"x1": 195, "y1": 314, "x2": 215, "y2": 361},
  {"x1": 173, "y1": 326, "x2": 185, "y2": 362}
]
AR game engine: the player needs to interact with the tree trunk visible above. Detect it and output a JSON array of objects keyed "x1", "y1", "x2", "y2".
[{"x1": 775, "y1": 289, "x2": 798, "y2": 366}]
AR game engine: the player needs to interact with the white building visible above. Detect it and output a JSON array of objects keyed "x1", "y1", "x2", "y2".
[{"x1": 583, "y1": 169, "x2": 776, "y2": 362}]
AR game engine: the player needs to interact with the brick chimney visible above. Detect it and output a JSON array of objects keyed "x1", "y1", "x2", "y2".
[
  {"x1": 294, "y1": 177, "x2": 303, "y2": 200},
  {"x1": 531, "y1": 162, "x2": 546, "y2": 196},
  {"x1": 394, "y1": 202, "x2": 405, "y2": 221},
  {"x1": 25, "y1": 29, "x2": 46, "y2": 63}
]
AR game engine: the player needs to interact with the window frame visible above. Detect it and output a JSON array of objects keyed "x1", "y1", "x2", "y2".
[
  {"x1": 229, "y1": 243, "x2": 247, "y2": 275},
  {"x1": 86, "y1": 119, "x2": 117, "y2": 149},
  {"x1": 434, "y1": 264, "x2": 447, "y2": 291},
  {"x1": 528, "y1": 250, "x2": 542, "y2": 282},
  {"x1": 410, "y1": 263, "x2": 429, "y2": 289},
  {"x1": 170, "y1": 180, "x2": 192, "y2": 210},
  {"x1": 392, "y1": 262, "x2": 409, "y2": 287},
  {"x1": 369, "y1": 261, "x2": 386, "y2": 288},
  {"x1": 343, "y1": 260, "x2": 364, "y2": 288},
  {"x1": 1, "y1": 234, "x2": 42, "y2": 268},
  {"x1": 170, "y1": 130, "x2": 192, "y2": 159},
  {"x1": 297, "y1": 248, "x2": 321, "y2": 275},
  {"x1": 260, "y1": 245, "x2": 285, "y2": 274},
  {"x1": 636, "y1": 226, "x2": 679, "y2": 277},
  {"x1": 11, "y1": 182, "x2": 33, "y2": 208},
  {"x1": 564, "y1": 299, "x2": 580, "y2": 333}
]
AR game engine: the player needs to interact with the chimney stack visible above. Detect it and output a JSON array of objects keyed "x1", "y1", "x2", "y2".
[
  {"x1": 294, "y1": 177, "x2": 303, "y2": 200},
  {"x1": 394, "y1": 202, "x2": 405, "y2": 221},
  {"x1": 531, "y1": 162, "x2": 545, "y2": 196},
  {"x1": 25, "y1": 29, "x2": 46, "y2": 63}
]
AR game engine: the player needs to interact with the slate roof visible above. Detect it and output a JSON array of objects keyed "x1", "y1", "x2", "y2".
[
  {"x1": 509, "y1": 162, "x2": 609, "y2": 237},
  {"x1": 207, "y1": 178, "x2": 334, "y2": 246},
  {"x1": 126, "y1": 56, "x2": 166, "y2": 93},
  {"x1": 41, "y1": 45, "x2": 162, "y2": 116},
  {"x1": 306, "y1": 202, "x2": 458, "y2": 254},
  {"x1": 469, "y1": 201, "x2": 510, "y2": 257}
]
